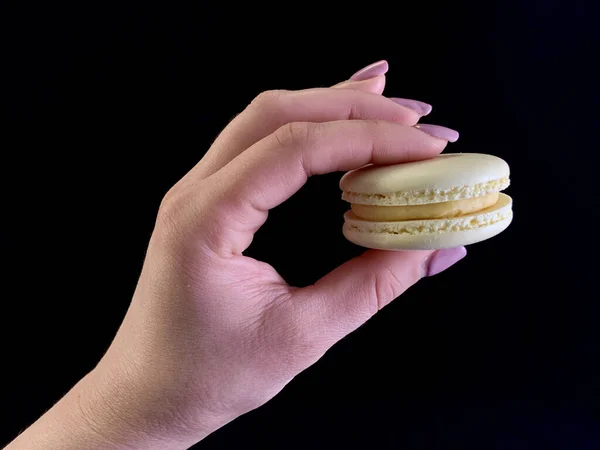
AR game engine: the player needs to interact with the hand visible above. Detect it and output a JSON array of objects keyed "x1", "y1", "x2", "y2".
[{"x1": 5, "y1": 60, "x2": 466, "y2": 450}]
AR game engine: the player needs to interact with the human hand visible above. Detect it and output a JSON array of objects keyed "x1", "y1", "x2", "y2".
[{"x1": 5, "y1": 60, "x2": 466, "y2": 450}]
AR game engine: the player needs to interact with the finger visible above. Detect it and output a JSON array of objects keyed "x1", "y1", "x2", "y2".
[
  {"x1": 334, "y1": 61, "x2": 433, "y2": 123},
  {"x1": 194, "y1": 81, "x2": 418, "y2": 179},
  {"x1": 288, "y1": 247, "x2": 467, "y2": 353},
  {"x1": 332, "y1": 74, "x2": 387, "y2": 94},
  {"x1": 346, "y1": 59, "x2": 389, "y2": 82},
  {"x1": 195, "y1": 60, "x2": 390, "y2": 179},
  {"x1": 196, "y1": 61, "x2": 390, "y2": 179},
  {"x1": 331, "y1": 58, "x2": 390, "y2": 93},
  {"x1": 203, "y1": 120, "x2": 451, "y2": 255}
]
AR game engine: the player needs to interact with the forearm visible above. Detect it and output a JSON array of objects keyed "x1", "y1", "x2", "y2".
[
  {"x1": 4, "y1": 372, "x2": 121, "y2": 450},
  {"x1": 4, "y1": 363, "x2": 216, "y2": 450}
]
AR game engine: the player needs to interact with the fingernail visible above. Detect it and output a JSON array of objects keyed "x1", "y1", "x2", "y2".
[
  {"x1": 415, "y1": 124, "x2": 460, "y2": 142},
  {"x1": 350, "y1": 60, "x2": 389, "y2": 81},
  {"x1": 389, "y1": 98, "x2": 433, "y2": 116},
  {"x1": 424, "y1": 247, "x2": 467, "y2": 277}
]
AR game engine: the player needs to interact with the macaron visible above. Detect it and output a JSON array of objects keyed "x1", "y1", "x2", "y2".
[{"x1": 339, "y1": 153, "x2": 512, "y2": 250}]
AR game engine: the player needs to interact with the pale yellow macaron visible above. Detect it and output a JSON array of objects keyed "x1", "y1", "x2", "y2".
[{"x1": 340, "y1": 153, "x2": 513, "y2": 250}]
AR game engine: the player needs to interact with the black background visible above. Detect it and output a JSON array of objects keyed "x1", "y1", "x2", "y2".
[{"x1": 2, "y1": 1, "x2": 600, "y2": 448}]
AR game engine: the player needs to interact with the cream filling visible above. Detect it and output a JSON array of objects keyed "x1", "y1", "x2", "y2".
[
  {"x1": 346, "y1": 210, "x2": 511, "y2": 235},
  {"x1": 344, "y1": 193, "x2": 513, "y2": 235},
  {"x1": 351, "y1": 192, "x2": 499, "y2": 221},
  {"x1": 342, "y1": 177, "x2": 510, "y2": 206}
]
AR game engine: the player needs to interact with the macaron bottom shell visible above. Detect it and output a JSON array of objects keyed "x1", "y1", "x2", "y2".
[{"x1": 342, "y1": 193, "x2": 513, "y2": 250}]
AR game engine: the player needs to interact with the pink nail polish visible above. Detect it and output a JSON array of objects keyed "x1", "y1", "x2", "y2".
[
  {"x1": 389, "y1": 98, "x2": 433, "y2": 116},
  {"x1": 425, "y1": 247, "x2": 467, "y2": 277},
  {"x1": 415, "y1": 124, "x2": 460, "y2": 143},
  {"x1": 350, "y1": 60, "x2": 389, "y2": 81}
]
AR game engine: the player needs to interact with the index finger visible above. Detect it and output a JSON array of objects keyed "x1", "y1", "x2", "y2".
[{"x1": 205, "y1": 120, "x2": 452, "y2": 255}]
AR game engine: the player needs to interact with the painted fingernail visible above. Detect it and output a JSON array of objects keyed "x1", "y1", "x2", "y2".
[
  {"x1": 350, "y1": 60, "x2": 389, "y2": 81},
  {"x1": 415, "y1": 124, "x2": 460, "y2": 142},
  {"x1": 389, "y1": 98, "x2": 433, "y2": 116},
  {"x1": 424, "y1": 247, "x2": 467, "y2": 277}
]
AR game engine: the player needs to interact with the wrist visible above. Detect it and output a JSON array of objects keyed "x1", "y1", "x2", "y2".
[
  {"x1": 5, "y1": 357, "x2": 227, "y2": 450},
  {"x1": 68, "y1": 358, "x2": 221, "y2": 449},
  {"x1": 4, "y1": 369, "x2": 133, "y2": 450}
]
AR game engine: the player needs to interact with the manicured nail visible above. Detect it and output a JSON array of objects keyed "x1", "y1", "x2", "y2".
[
  {"x1": 415, "y1": 124, "x2": 460, "y2": 142},
  {"x1": 424, "y1": 247, "x2": 467, "y2": 277},
  {"x1": 389, "y1": 98, "x2": 432, "y2": 116},
  {"x1": 350, "y1": 60, "x2": 389, "y2": 81}
]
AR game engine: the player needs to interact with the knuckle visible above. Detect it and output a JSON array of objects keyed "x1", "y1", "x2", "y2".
[
  {"x1": 347, "y1": 101, "x2": 362, "y2": 121},
  {"x1": 391, "y1": 107, "x2": 420, "y2": 126},
  {"x1": 157, "y1": 188, "x2": 186, "y2": 231},
  {"x1": 281, "y1": 323, "x2": 321, "y2": 369},
  {"x1": 355, "y1": 120, "x2": 388, "y2": 152},
  {"x1": 265, "y1": 302, "x2": 322, "y2": 371},
  {"x1": 250, "y1": 89, "x2": 289, "y2": 112},
  {"x1": 157, "y1": 187, "x2": 180, "y2": 222},
  {"x1": 154, "y1": 180, "x2": 227, "y2": 256},
  {"x1": 273, "y1": 121, "x2": 316, "y2": 148},
  {"x1": 156, "y1": 183, "x2": 201, "y2": 235},
  {"x1": 373, "y1": 268, "x2": 406, "y2": 312},
  {"x1": 365, "y1": 118, "x2": 389, "y2": 131},
  {"x1": 355, "y1": 119, "x2": 386, "y2": 142},
  {"x1": 289, "y1": 318, "x2": 318, "y2": 353}
]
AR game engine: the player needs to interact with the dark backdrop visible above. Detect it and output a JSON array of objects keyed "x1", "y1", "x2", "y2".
[{"x1": 2, "y1": 1, "x2": 600, "y2": 448}]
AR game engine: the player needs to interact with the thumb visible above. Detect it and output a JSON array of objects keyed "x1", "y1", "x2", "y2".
[{"x1": 293, "y1": 247, "x2": 467, "y2": 346}]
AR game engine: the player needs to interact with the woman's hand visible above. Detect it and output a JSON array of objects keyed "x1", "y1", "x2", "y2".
[{"x1": 5, "y1": 61, "x2": 466, "y2": 450}]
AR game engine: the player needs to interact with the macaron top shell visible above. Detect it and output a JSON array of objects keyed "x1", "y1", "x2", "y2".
[{"x1": 340, "y1": 153, "x2": 510, "y2": 206}]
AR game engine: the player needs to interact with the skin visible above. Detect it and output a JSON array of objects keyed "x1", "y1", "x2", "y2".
[{"x1": 5, "y1": 66, "x2": 464, "y2": 450}]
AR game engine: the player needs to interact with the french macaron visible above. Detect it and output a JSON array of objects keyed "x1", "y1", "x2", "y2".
[{"x1": 340, "y1": 153, "x2": 512, "y2": 250}]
